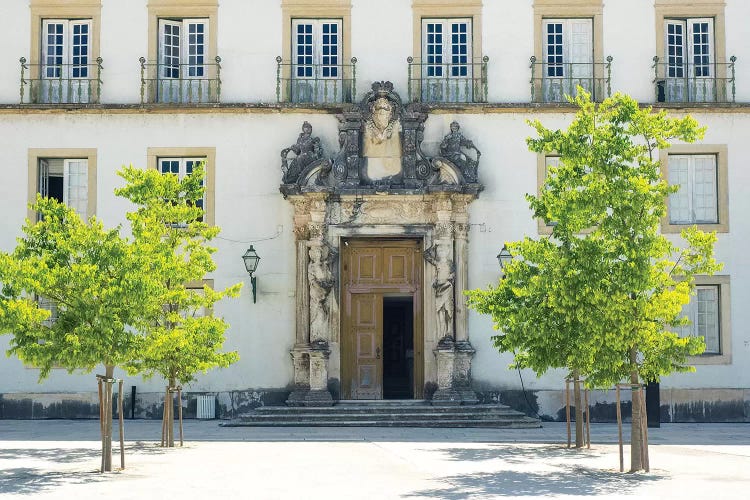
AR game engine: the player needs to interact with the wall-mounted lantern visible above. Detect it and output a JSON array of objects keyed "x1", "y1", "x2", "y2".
[
  {"x1": 242, "y1": 245, "x2": 260, "y2": 303},
  {"x1": 496, "y1": 244, "x2": 513, "y2": 275}
]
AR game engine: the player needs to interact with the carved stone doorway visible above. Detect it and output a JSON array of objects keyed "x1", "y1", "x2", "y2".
[
  {"x1": 280, "y1": 81, "x2": 485, "y2": 407},
  {"x1": 341, "y1": 238, "x2": 424, "y2": 400}
]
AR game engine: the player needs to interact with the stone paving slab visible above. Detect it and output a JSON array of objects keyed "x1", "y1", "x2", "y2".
[{"x1": 0, "y1": 420, "x2": 749, "y2": 499}]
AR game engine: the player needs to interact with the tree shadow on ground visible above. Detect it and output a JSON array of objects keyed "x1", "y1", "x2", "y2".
[
  {"x1": 407, "y1": 445, "x2": 664, "y2": 498},
  {"x1": 432, "y1": 444, "x2": 607, "y2": 464},
  {"x1": 407, "y1": 467, "x2": 664, "y2": 498},
  {"x1": 0, "y1": 442, "x2": 168, "y2": 463},
  {"x1": 0, "y1": 442, "x2": 170, "y2": 495},
  {"x1": 0, "y1": 467, "x2": 107, "y2": 495}
]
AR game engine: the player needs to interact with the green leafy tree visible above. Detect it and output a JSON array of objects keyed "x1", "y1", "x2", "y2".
[
  {"x1": 0, "y1": 197, "x2": 156, "y2": 471},
  {"x1": 468, "y1": 91, "x2": 721, "y2": 471},
  {"x1": 116, "y1": 163, "x2": 241, "y2": 446}
]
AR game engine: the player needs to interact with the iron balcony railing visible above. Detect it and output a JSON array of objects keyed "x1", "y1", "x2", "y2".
[
  {"x1": 20, "y1": 57, "x2": 102, "y2": 104},
  {"x1": 407, "y1": 56, "x2": 488, "y2": 103},
  {"x1": 139, "y1": 56, "x2": 222, "y2": 104},
  {"x1": 652, "y1": 56, "x2": 736, "y2": 103},
  {"x1": 530, "y1": 56, "x2": 612, "y2": 103},
  {"x1": 276, "y1": 57, "x2": 357, "y2": 104}
]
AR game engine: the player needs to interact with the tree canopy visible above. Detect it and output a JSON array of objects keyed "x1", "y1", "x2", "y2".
[
  {"x1": 468, "y1": 91, "x2": 721, "y2": 388},
  {"x1": 116, "y1": 163, "x2": 241, "y2": 387}
]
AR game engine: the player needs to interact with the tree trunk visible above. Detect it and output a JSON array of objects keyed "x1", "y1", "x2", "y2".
[
  {"x1": 164, "y1": 377, "x2": 176, "y2": 447},
  {"x1": 573, "y1": 370, "x2": 584, "y2": 448},
  {"x1": 629, "y1": 348, "x2": 644, "y2": 472},
  {"x1": 103, "y1": 364, "x2": 114, "y2": 472}
]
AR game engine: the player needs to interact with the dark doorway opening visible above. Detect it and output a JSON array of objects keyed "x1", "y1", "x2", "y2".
[{"x1": 383, "y1": 296, "x2": 414, "y2": 399}]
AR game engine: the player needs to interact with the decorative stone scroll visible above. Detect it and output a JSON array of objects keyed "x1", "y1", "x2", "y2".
[{"x1": 279, "y1": 81, "x2": 484, "y2": 197}]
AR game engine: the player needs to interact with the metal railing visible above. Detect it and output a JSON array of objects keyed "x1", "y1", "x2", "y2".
[
  {"x1": 652, "y1": 56, "x2": 736, "y2": 103},
  {"x1": 20, "y1": 57, "x2": 102, "y2": 104},
  {"x1": 139, "y1": 56, "x2": 222, "y2": 104},
  {"x1": 407, "y1": 56, "x2": 488, "y2": 103},
  {"x1": 530, "y1": 56, "x2": 612, "y2": 103},
  {"x1": 276, "y1": 57, "x2": 357, "y2": 104}
]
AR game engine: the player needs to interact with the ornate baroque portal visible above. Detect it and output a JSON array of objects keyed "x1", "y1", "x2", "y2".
[{"x1": 280, "y1": 82, "x2": 484, "y2": 405}]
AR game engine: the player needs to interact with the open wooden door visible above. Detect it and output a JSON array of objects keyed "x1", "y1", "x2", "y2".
[{"x1": 342, "y1": 239, "x2": 423, "y2": 400}]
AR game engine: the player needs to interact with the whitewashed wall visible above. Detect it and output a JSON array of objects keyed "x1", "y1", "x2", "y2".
[
  {"x1": 0, "y1": 109, "x2": 747, "y2": 394},
  {"x1": 0, "y1": 0, "x2": 748, "y2": 399}
]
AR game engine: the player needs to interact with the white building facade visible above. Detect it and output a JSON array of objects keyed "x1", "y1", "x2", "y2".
[{"x1": 0, "y1": 0, "x2": 748, "y2": 422}]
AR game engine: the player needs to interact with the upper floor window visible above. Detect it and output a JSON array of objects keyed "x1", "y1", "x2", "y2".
[
  {"x1": 660, "y1": 18, "x2": 716, "y2": 102},
  {"x1": 143, "y1": 1, "x2": 219, "y2": 104},
  {"x1": 540, "y1": 19, "x2": 594, "y2": 102},
  {"x1": 287, "y1": 19, "x2": 350, "y2": 103},
  {"x1": 23, "y1": 0, "x2": 102, "y2": 104},
  {"x1": 653, "y1": 1, "x2": 735, "y2": 103},
  {"x1": 153, "y1": 19, "x2": 218, "y2": 103},
  {"x1": 531, "y1": 1, "x2": 607, "y2": 103},
  {"x1": 415, "y1": 18, "x2": 483, "y2": 103}
]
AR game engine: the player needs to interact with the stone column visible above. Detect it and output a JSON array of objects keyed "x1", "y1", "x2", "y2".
[
  {"x1": 291, "y1": 194, "x2": 334, "y2": 406},
  {"x1": 287, "y1": 199, "x2": 312, "y2": 405},
  {"x1": 432, "y1": 196, "x2": 478, "y2": 405}
]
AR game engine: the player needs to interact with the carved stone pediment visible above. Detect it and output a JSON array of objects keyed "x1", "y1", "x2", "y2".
[{"x1": 279, "y1": 81, "x2": 484, "y2": 197}]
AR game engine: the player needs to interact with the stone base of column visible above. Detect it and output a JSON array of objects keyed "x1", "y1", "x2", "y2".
[
  {"x1": 286, "y1": 388, "x2": 334, "y2": 407},
  {"x1": 432, "y1": 338, "x2": 478, "y2": 406}
]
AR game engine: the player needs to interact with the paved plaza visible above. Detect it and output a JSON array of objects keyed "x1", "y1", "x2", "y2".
[{"x1": 1, "y1": 420, "x2": 749, "y2": 499}]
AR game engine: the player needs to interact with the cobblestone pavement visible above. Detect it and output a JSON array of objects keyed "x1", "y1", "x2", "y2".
[{"x1": 1, "y1": 420, "x2": 748, "y2": 499}]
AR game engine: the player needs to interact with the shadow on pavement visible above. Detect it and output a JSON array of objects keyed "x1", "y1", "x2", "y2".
[
  {"x1": 431, "y1": 444, "x2": 608, "y2": 463},
  {"x1": 407, "y1": 467, "x2": 663, "y2": 498},
  {"x1": 0, "y1": 468, "x2": 106, "y2": 495},
  {"x1": 0, "y1": 442, "x2": 169, "y2": 495}
]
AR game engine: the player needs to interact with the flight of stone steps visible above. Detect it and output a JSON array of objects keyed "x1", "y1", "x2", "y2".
[{"x1": 224, "y1": 400, "x2": 541, "y2": 428}]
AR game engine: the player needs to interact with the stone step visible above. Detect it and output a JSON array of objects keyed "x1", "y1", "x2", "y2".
[
  {"x1": 239, "y1": 411, "x2": 528, "y2": 422},
  {"x1": 254, "y1": 404, "x2": 520, "y2": 415},
  {"x1": 226, "y1": 402, "x2": 541, "y2": 429},
  {"x1": 223, "y1": 418, "x2": 541, "y2": 428}
]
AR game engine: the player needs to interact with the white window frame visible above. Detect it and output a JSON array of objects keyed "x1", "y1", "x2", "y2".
[
  {"x1": 663, "y1": 18, "x2": 715, "y2": 101},
  {"x1": 41, "y1": 19, "x2": 91, "y2": 80},
  {"x1": 37, "y1": 158, "x2": 89, "y2": 220},
  {"x1": 667, "y1": 154, "x2": 718, "y2": 225},
  {"x1": 157, "y1": 18, "x2": 209, "y2": 102},
  {"x1": 158, "y1": 157, "x2": 206, "y2": 222},
  {"x1": 420, "y1": 18, "x2": 472, "y2": 102},
  {"x1": 40, "y1": 19, "x2": 92, "y2": 103},
  {"x1": 290, "y1": 19, "x2": 342, "y2": 103},
  {"x1": 541, "y1": 18, "x2": 593, "y2": 101},
  {"x1": 292, "y1": 19, "x2": 342, "y2": 80}
]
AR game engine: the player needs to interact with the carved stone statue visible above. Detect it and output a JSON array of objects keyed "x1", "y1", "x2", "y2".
[
  {"x1": 439, "y1": 121, "x2": 481, "y2": 183},
  {"x1": 281, "y1": 121, "x2": 324, "y2": 184},
  {"x1": 278, "y1": 81, "x2": 484, "y2": 197},
  {"x1": 308, "y1": 244, "x2": 333, "y2": 342},
  {"x1": 433, "y1": 243, "x2": 455, "y2": 341}
]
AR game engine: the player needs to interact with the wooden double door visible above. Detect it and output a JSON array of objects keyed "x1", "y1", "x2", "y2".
[{"x1": 341, "y1": 239, "x2": 424, "y2": 399}]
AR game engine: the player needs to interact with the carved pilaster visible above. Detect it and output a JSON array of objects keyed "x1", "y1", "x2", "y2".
[{"x1": 432, "y1": 339, "x2": 478, "y2": 405}]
